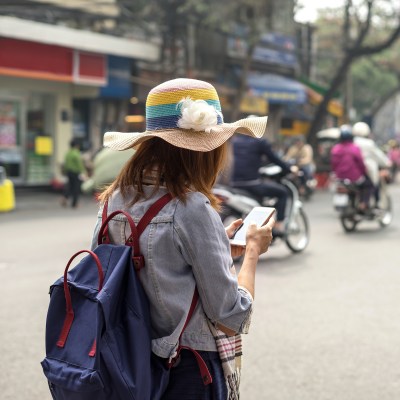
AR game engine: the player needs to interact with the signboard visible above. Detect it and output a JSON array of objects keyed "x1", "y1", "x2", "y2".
[
  {"x1": 35, "y1": 136, "x2": 53, "y2": 155},
  {"x1": 240, "y1": 95, "x2": 268, "y2": 115},
  {"x1": 227, "y1": 29, "x2": 298, "y2": 69},
  {"x1": 0, "y1": 38, "x2": 106, "y2": 85},
  {"x1": 100, "y1": 56, "x2": 132, "y2": 98}
]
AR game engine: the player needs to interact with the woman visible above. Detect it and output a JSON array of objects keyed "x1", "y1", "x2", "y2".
[
  {"x1": 92, "y1": 78, "x2": 275, "y2": 399},
  {"x1": 331, "y1": 124, "x2": 373, "y2": 210}
]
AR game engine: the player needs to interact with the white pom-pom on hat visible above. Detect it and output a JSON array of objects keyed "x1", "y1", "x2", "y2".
[{"x1": 177, "y1": 97, "x2": 219, "y2": 131}]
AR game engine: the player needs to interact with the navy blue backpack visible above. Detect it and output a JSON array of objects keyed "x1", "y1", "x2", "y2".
[{"x1": 41, "y1": 193, "x2": 212, "y2": 399}]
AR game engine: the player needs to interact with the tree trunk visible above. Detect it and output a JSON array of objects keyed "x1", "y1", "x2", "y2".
[{"x1": 307, "y1": 54, "x2": 353, "y2": 148}]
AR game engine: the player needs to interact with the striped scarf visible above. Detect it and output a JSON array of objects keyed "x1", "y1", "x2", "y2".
[{"x1": 207, "y1": 321, "x2": 242, "y2": 400}]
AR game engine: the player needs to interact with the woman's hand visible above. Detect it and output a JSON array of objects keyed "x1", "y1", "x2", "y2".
[
  {"x1": 225, "y1": 219, "x2": 246, "y2": 258},
  {"x1": 225, "y1": 219, "x2": 242, "y2": 238},
  {"x1": 246, "y1": 217, "x2": 275, "y2": 255}
]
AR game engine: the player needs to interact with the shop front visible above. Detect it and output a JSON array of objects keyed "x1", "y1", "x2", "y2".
[
  {"x1": 0, "y1": 38, "x2": 105, "y2": 185},
  {"x1": 0, "y1": 91, "x2": 56, "y2": 185}
]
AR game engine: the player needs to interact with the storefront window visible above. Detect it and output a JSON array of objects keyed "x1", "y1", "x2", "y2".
[
  {"x1": 0, "y1": 100, "x2": 22, "y2": 179},
  {"x1": 26, "y1": 94, "x2": 55, "y2": 184}
]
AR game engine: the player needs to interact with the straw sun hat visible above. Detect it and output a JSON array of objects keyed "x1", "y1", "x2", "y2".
[{"x1": 104, "y1": 78, "x2": 268, "y2": 152}]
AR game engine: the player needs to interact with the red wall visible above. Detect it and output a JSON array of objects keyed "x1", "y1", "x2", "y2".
[{"x1": 0, "y1": 38, "x2": 106, "y2": 84}]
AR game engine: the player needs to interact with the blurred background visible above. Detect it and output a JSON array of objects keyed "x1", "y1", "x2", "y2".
[
  {"x1": 2, "y1": 2, "x2": 400, "y2": 400},
  {"x1": 0, "y1": 0, "x2": 400, "y2": 191}
]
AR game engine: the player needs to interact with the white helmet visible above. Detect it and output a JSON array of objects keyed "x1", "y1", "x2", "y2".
[{"x1": 352, "y1": 122, "x2": 371, "y2": 137}]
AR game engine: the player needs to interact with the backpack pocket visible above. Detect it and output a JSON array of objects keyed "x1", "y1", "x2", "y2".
[{"x1": 41, "y1": 357, "x2": 106, "y2": 399}]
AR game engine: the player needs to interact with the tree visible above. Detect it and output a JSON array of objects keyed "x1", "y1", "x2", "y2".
[
  {"x1": 308, "y1": 0, "x2": 400, "y2": 148},
  {"x1": 175, "y1": 0, "x2": 278, "y2": 119},
  {"x1": 115, "y1": 0, "x2": 290, "y2": 119},
  {"x1": 351, "y1": 58, "x2": 399, "y2": 118}
]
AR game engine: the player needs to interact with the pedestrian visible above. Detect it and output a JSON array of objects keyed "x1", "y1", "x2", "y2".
[
  {"x1": 230, "y1": 119, "x2": 295, "y2": 235},
  {"x1": 92, "y1": 78, "x2": 275, "y2": 399},
  {"x1": 61, "y1": 138, "x2": 85, "y2": 208}
]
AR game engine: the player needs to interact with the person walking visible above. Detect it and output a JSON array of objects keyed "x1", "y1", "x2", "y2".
[
  {"x1": 91, "y1": 78, "x2": 275, "y2": 399},
  {"x1": 61, "y1": 138, "x2": 85, "y2": 208}
]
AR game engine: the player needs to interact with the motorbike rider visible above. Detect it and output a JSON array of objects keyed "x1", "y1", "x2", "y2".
[
  {"x1": 284, "y1": 135, "x2": 315, "y2": 194},
  {"x1": 230, "y1": 126, "x2": 296, "y2": 235},
  {"x1": 352, "y1": 122, "x2": 391, "y2": 207},
  {"x1": 331, "y1": 125, "x2": 373, "y2": 211}
]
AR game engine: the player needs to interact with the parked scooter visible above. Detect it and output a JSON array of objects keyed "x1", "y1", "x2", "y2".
[
  {"x1": 214, "y1": 165, "x2": 309, "y2": 253},
  {"x1": 332, "y1": 173, "x2": 392, "y2": 232}
]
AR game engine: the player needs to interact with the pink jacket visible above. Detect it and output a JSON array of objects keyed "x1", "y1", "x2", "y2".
[
  {"x1": 331, "y1": 142, "x2": 367, "y2": 182},
  {"x1": 389, "y1": 148, "x2": 400, "y2": 166}
]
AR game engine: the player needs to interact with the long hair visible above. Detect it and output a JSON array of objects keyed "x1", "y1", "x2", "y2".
[{"x1": 98, "y1": 138, "x2": 228, "y2": 210}]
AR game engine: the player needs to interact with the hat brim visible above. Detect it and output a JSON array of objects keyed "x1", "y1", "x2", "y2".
[{"x1": 104, "y1": 116, "x2": 268, "y2": 152}]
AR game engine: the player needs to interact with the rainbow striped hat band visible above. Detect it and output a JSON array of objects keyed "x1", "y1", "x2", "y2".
[{"x1": 104, "y1": 78, "x2": 268, "y2": 152}]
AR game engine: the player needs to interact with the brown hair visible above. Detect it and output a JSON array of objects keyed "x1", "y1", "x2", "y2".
[{"x1": 98, "y1": 137, "x2": 228, "y2": 210}]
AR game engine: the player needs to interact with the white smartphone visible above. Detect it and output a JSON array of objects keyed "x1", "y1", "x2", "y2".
[{"x1": 230, "y1": 207, "x2": 276, "y2": 247}]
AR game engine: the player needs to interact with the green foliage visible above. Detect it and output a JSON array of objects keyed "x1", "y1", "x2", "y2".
[
  {"x1": 312, "y1": 0, "x2": 400, "y2": 118},
  {"x1": 351, "y1": 58, "x2": 398, "y2": 117}
]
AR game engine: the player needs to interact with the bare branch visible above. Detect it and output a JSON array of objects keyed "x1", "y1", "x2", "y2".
[{"x1": 352, "y1": 17, "x2": 400, "y2": 57}]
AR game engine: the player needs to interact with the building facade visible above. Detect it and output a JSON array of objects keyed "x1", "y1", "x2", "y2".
[{"x1": 0, "y1": 13, "x2": 158, "y2": 186}]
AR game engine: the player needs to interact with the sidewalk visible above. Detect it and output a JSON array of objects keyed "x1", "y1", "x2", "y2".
[{"x1": 0, "y1": 187, "x2": 99, "y2": 223}]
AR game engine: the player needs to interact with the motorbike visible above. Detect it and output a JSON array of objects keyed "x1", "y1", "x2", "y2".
[
  {"x1": 284, "y1": 159, "x2": 317, "y2": 201},
  {"x1": 332, "y1": 174, "x2": 392, "y2": 232},
  {"x1": 213, "y1": 165, "x2": 310, "y2": 253},
  {"x1": 292, "y1": 168, "x2": 317, "y2": 201}
]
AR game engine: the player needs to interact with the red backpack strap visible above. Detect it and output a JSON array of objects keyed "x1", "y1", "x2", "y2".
[
  {"x1": 167, "y1": 288, "x2": 213, "y2": 385},
  {"x1": 102, "y1": 194, "x2": 212, "y2": 384},
  {"x1": 137, "y1": 193, "x2": 173, "y2": 236},
  {"x1": 100, "y1": 194, "x2": 173, "y2": 271},
  {"x1": 57, "y1": 250, "x2": 104, "y2": 348}
]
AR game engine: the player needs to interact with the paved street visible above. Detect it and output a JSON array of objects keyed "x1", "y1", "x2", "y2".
[{"x1": 1, "y1": 184, "x2": 400, "y2": 400}]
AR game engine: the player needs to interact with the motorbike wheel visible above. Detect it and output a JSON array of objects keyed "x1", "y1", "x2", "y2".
[
  {"x1": 377, "y1": 193, "x2": 393, "y2": 228},
  {"x1": 340, "y1": 215, "x2": 358, "y2": 232},
  {"x1": 285, "y1": 207, "x2": 309, "y2": 253}
]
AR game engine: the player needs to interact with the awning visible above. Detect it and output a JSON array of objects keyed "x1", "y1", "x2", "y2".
[
  {"x1": 306, "y1": 87, "x2": 343, "y2": 117},
  {"x1": 300, "y1": 78, "x2": 343, "y2": 117},
  {"x1": 0, "y1": 16, "x2": 159, "y2": 61},
  {"x1": 300, "y1": 77, "x2": 340, "y2": 98},
  {"x1": 247, "y1": 73, "x2": 307, "y2": 105}
]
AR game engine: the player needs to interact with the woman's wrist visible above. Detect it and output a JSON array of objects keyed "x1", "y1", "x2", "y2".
[{"x1": 245, "y1": 243, "x2": 261, "y2": 258}]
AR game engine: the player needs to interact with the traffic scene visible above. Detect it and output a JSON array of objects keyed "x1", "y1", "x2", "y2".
[{"x1": 1, "y1": 1, "x2": 400, "y2": 400}]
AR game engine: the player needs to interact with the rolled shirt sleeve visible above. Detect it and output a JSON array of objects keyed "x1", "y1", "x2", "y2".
[{"x1": 173, "y1": 193, "x2": 253, "y2": 333}]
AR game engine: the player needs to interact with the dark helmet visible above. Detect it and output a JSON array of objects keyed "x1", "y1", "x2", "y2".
[{"x1": 339, "y1": 124, "x2": 353, "y2": 142}]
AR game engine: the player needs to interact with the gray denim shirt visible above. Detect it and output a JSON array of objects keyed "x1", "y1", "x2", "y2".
[{"x1": 91, "y1": 186, "x2": 253, "y2": 359}]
